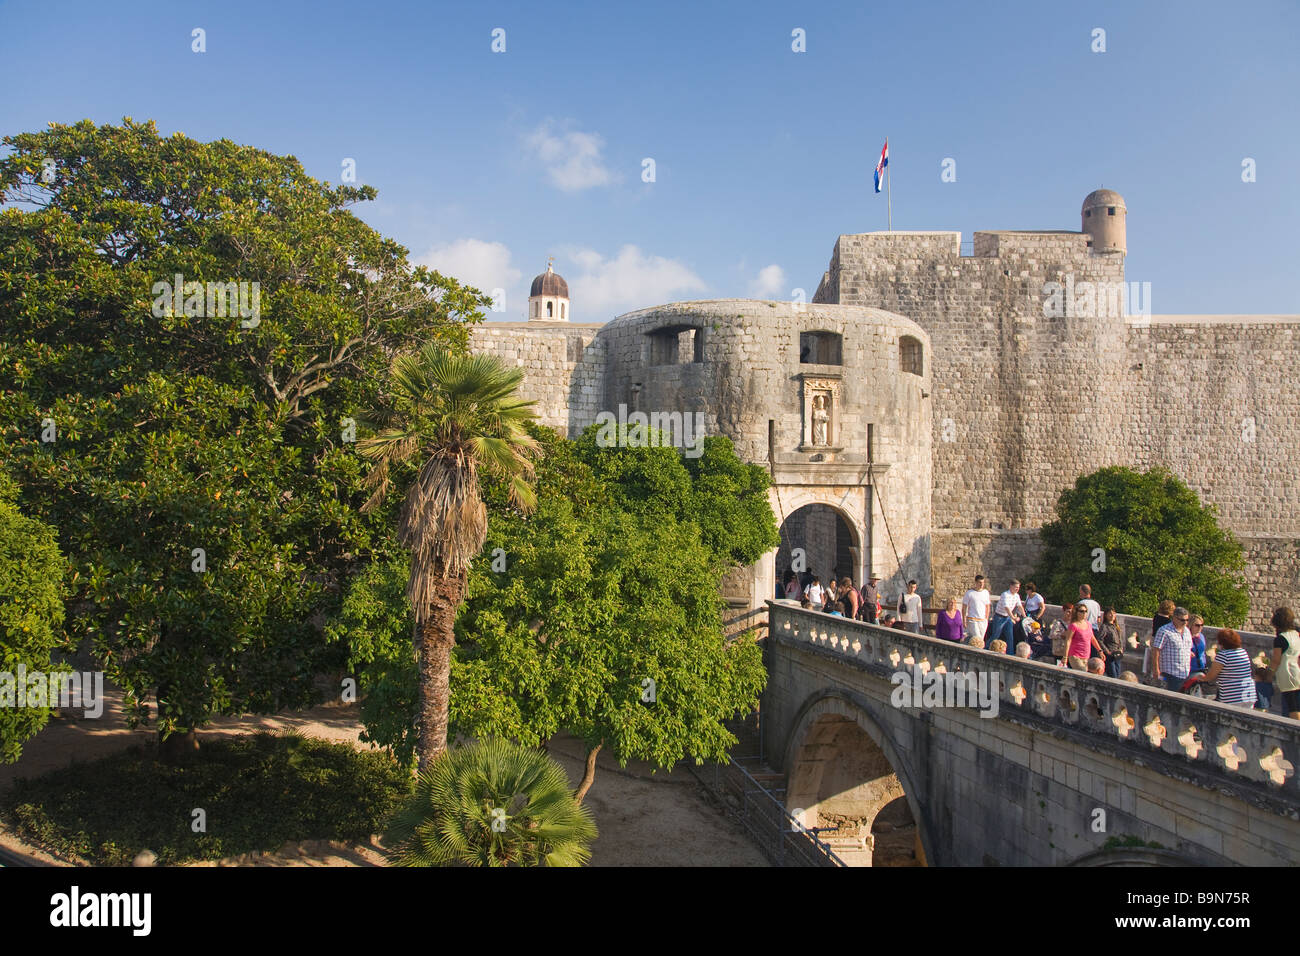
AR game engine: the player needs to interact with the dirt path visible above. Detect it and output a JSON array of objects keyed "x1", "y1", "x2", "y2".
[{"x1": 0, "y1": 684, "x2": 767, "y2": 867}]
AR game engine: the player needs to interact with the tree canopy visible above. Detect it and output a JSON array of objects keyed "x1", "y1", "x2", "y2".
[
  {"x1": 332, "y1": 425, "x2": 777, "y2": 791},
  {"x1": 0, "y1": 472, "x2": 68, "y2": 763},
  {"x1": 1035, "y1": 466, "x2": 1249, "y2": 626},
  {"x1": 0, "y1": 119, "x2": 487, "y2": 744}
]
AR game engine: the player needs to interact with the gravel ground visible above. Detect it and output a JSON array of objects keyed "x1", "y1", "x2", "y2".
[{"x1": 0, "y1": 683, "x2": 768, "y2": 867}]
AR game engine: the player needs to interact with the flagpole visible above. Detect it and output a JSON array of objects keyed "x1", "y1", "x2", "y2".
[{"x1": 886, "y1": 136, "x2": 892, "y2": 232}]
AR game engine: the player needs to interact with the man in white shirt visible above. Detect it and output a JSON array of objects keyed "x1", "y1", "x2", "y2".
[
  {"x1": 988, "y1": 579, "x2": 1025, "y2": 653},
  {"x1": 1078, "y1": 585, "x2": 1102, "y2": 632},
  {"x1": 897, "y1": 579, "x2": 923, "y2": 634},
  {"x1": 961, "y1": 575, "x2": 991, "y2": 643}
]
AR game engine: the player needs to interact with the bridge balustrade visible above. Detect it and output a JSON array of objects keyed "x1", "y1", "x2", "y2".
[{"x1": 767, "y1": 601, "x2": 1300, "y2": 796}]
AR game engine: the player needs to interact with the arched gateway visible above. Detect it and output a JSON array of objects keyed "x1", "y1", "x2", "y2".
[{"x1": 774, "y1": 499, "x2": 863, "y2": 597}]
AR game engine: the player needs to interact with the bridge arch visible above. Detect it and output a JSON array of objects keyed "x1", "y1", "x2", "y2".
[
  {"x1": 783, "y1": 689, "x2": 933, "y2": 866},
  {"x1": 1067, "y1": 846, "x2": 1207, "y2": 867}
]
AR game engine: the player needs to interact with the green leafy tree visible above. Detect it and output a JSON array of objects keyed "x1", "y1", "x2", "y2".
[
  {"x1": 333, "y1": 426, "x2": 774, "y2": 800},
  {"x1": 0, "y1": 119, "x2": 485, "y2": 757},
  {"x1": 0, "y1": 472, "x2": 68, "y2": 763},
  {"x1": 384, "y1": 738, "x2": 597, "y2": 867},
  {"x1": 576, "y1": 428, "x2": 780, "y2": 569},
  {"x1": 1036, "y1": 466, "x2": 1249, "y2": 626},
  {"x1": 356, "y1": 345, "x2": 539, "y2": 770}
]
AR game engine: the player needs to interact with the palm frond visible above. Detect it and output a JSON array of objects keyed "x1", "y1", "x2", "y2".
[
  {"x1": 383, "y1": 739, "x2": 596, "y2": 867},
  {"x1": 356, "y1": 345, "x2": 544, "y2": 616}
]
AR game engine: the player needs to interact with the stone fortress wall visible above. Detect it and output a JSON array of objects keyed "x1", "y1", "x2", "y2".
[
  {"x1": 595, "y1": 300, "x2": 934, "y2": 606},
  {"x1": 472, "y1": 299, "x2": 935, "y2": 617},
  {"x1": 468, "y1": 321, "x2": 606, "y2": 436},
  {"x1": 814, "y1": 229, "x2": 1300, "y2": 629},
  {"x1": 469, "y1": 195, "x2": 1300, "y2": 631},
  {"x1": 1124, "y1": 316, "x2": 1300, "y2": 628}
]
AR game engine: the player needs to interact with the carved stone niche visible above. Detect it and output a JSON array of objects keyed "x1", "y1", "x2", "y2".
[{"x1": 799, "y1": 373, "x2": 843, "y2": 457}]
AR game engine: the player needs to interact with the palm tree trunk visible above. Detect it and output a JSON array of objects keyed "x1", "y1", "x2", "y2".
[
  {"x1": 416, "y1": 572, "x2": 468, "y2": 772},
  {"x1": 574, "y1": 740, "x2": 602, "y2": 805}
]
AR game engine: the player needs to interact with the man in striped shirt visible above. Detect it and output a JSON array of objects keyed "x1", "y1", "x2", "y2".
[{"x1": 1150, "y1": 607, "x2": 1193, "y2": 691}]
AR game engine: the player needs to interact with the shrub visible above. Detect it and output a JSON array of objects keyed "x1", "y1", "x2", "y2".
[
  {"x1": 1036, "y1": 466, "x2": 1249, "y2": 626},
  {"x1": 384, "y1": 738, "x2": 596, "y2": 867}
]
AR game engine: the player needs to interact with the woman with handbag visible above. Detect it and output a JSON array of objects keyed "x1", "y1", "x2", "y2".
[
  {"x1": 1097, "y1": 607, "x2": 1125, "y2": 678},
  {"x1": 1065, "y1": 604, "x2": 1105, "y2": 670},
  {"x1": 1046, "y1": 602, "x2": 1075, "y2": 665}
]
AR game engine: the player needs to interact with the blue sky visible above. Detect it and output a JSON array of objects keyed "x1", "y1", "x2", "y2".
[{"x1": 3, "y1": 0, "x2": 1297, "y2": 319}]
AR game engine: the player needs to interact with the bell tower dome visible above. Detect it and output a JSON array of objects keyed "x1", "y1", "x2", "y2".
[{"x1": 528, "y1": 258, "x2": 570, "y2": 321}]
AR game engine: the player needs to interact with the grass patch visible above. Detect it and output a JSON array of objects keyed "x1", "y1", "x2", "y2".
[{"x1": 2, "y1": 732, "x2": 411, "y2": 865}]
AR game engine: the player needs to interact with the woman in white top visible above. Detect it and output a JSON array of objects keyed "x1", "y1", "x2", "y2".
[
  {"x1": 1024, "y1": 582, "x2": 1045, "y2": 629},
  {"x1": 1270, "y1": 607, "x2": 1300, "y2": 720},
  {"x1": 804, "y1": 577, "x2": 824, "y2": 607}
]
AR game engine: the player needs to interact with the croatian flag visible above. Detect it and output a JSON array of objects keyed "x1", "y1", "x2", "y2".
[{"x1": 873, "y1": 139, "x2": 889, "y2": 193}]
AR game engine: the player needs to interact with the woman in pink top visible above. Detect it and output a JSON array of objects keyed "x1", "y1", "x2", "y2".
[{"x1": 1067, "y1": 605, "x2": 1103, "y2": 668}]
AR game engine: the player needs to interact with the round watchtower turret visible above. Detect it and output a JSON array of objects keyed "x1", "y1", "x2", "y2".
[{"x1": 1081, "y1": 189, "x2": 1126, "y2": 256}]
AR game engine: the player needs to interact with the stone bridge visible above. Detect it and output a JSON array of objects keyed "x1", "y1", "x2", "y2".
[{"x1": 762, "y1": 602, "x2": 1300, "y2": 866}]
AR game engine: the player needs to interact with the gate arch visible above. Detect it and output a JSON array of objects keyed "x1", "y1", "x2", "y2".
[{"x1": 783, "y1": 689, "x2": 934, "y2": 866}]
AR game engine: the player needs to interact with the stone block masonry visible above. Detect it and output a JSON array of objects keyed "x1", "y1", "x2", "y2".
[
  {"x1": 468, "y1": 322, "x2": 605, "y2": 437},
  {"x1": 817, "y1": 229, "x2": 1300, "y2": 631},
  {"x1": 468, "y1": 196, "x2": 1300, "y2": 632}
]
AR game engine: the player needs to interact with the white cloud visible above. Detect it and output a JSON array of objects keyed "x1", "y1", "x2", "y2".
[
  {"x1": 565, "y1": 245, "x2": 708, "y2": 317},
  {"x1": 525, "y1": 121, "x2": 616, "y2": 192},
  {"x1": 412, "y1": 238, "x2": 521, "y2": 296},
  {"x1": 750, "y1": 264, "x2": 786, "y2": 298}
]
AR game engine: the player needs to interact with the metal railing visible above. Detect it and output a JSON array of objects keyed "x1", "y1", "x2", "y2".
[{"x1": 691, "y1": 756, "x2": 846, "y2": 867}]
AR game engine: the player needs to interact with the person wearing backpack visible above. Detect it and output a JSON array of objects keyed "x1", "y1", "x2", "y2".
[
  {"x1": 860, "y1": 575, "x2": 880, "y2": 624},
  {"x1": 1269, "y1": 606, "x2": 1300, "y2": 720},
  {"x1": 1047, "y1": 602, "x2": 1075, "y2": 665},
  {"x1": 897, "y1": 579, "x2": 923, "y2": 634}
]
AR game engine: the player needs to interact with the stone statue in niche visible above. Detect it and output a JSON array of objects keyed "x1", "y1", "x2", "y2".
[
  {"x1": 811, "y1": 393, "x2": 830, "y2": 446},
  {"x1": 800, "y1": 374, "x2": 841, "y2": 453}
]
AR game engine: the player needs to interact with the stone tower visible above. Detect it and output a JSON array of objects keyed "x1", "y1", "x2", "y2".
[
  {"x1": 1081, "y1": 188, "x2": 1127, "y2": 256},
  {"x1": 528, "y1": 259, "x2": 570, "y2": 321},
  {"x1": 811, "y1": 193, "x2": 1131, "y2": 601}
]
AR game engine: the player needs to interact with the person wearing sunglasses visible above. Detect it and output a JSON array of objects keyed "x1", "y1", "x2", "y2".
[{"x1": 1150, "y1": 607, "x2": 1193, "y2": 692}]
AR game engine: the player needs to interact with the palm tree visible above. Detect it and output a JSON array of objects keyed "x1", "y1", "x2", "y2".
[
  {"x1": 358, "y1": 344, "x2": 538, "y2": 770},
  {"x1": 384, "y1": 738, "x2": 598, "y2": 867}
]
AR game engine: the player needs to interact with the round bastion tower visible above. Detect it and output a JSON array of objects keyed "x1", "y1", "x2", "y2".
[
  {"x1": 528, "y1": 259, "x2": 570, "y2": 321},
  {"x1": 1081, "y1": 188, "x2": 1127, "y2": 255}
]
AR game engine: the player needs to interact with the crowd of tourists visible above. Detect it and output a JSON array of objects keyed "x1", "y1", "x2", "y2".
[
  {"x1": 781, "y1": 569, "x2": 924, "y2": 633},
  {"x1": 779, "y1": 568, "x2": 1300, "y2": 718}
]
